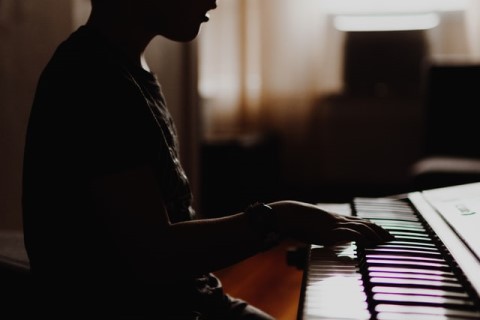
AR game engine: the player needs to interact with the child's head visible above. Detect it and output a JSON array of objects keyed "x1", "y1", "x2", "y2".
[{"x1": 90, "y1": 0, "x2": 217, "y2": 42}]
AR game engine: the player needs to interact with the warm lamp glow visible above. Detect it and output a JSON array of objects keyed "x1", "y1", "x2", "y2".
[
  {"x1": 322, "y1": 0, "x2": 470, "y2": 15},
  {"x1": 334, "y1": 13, "x2": 440, "y2": 32}
]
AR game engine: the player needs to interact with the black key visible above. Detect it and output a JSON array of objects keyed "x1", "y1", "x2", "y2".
[
  {"x1": 365, "y1": 259, "x2": 451, "y2": 270},
  {"x1": 357, "y1": 214, "x2": 420, "y2": 222},
  {"x1": 375, "y1": 244, "x2": 439, "y2": 252},
  {"x1": 387, "y1": 235, "x2": 434, "y2": 243},
  {"x1": 388, "y1": 231, "x2": 431, "y2": 238},
  {"x1": 388, "y1": 240, "x2": 436, "y2": 247},
  {"x1": 364, "y1": 248, "x2": 442, "y2": 257},
  {"x1": 368, "y1": 266, "x2": 456, "y2": 277},
  {"x1": 370, "y1": 277, "x2": 463, "y2": 290},
  {"x1": 372, "y1": 292, "x2": 474, "y2": 307},
  {"x1": 375, "y1": 304, "x2": 480, "y2": 319},
  {"x1": 369, "y1": 272, "x2": 459, "y2": 283},
  {"x1": 365, "y1": 254, "x2": 446, "y2": 263},
  {"x1": 372, "y1": 286, "x2": 470, "y2": 299},
  {"x1": 380, "y1": 225, "x2": 427, "y2": 233}
]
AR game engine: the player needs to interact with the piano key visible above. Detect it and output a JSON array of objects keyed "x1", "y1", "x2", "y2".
[
  {"x1": 308, "y1": 265, "x2": 360, "y2": 271},
  {"x1": 372, "y1": 286, "x2": 470, "y2": 298},
  {"x1": 308, "y1": 264, "x2": 359, "y2": 270},
  {"x1": 310, "y1": 250, "x2": 358, "y2": 258},
  {"x1": 354, "y1": 199, "x2": 411, "y2": 205},
  {"x1": 386, "y1": 235, "x2": 434, "y2": 242},
  {"x1": 365, "y1": 254, "x2": 446, "y2": 263},
  {"x1": 303, "y1": 275, "x2": 371, "y2": 320},
  {"x1": 311, "y1": 243, "x2": 357, "y2": 251},
  {"x1": 308, "y1": 259, "x2": 358, "y2": 265},
  {"x1": 356, "y1": 214, "x2": 420, "y2": 222},
  {"x1": 368, "y1": 266, "x2": 456, "y2": 277},
  {"x1": 356, "y1": 211, "x2": 417, "y2": 217},
  {"x1": 308, "y1": 258, "x2": 357, "y2": 264},
  {"x1": 375, "y1": 304, "x2": 480, "y2": 319},
  {"x1": 377, "y1": 312, "x2": 479, "y2": 320},
  {"x1": 303, "y1": 308, "x2": 370, "y2": 320},
  {"x1": 369, "y1": 220, "x2": 425, "y2": 229},
  {"x1": 355, "y1": 204, "x2": 413, "y2": 210},
  {"x1": 306, "y1": 282, "x2": 365, "y2": 290},
  {"x1": 369, "y1": 219, "x2": 423, "y2": 225},
  {"x1": 366, "y1": 259, "x2": 451, "y2": 270},
  {"x1": 388, "y1": 240, "x2": 436, "y2": 247},
  {"x1": 354, "y1": 197, "x2": 408, "y2": 203},
  {"x1": 355, "y1": 202, "x2": 412, "y2": 208},
  {"x1": 306, "y1": 265, "x2": 360, "y2": 274},
  {"x1": 308, "y1": 264, "x2": 358, "y2": 269},
  {"x1": 380, "y1": 226, "x2": 427, "y2": 233},
  {"x1": 354, "y1": 200, "x2": 409, "y2": 206},
  {"x1": 370, "y1": 277, "x2": 463, "y2": 289},
  {"x1": 355, "y1": 208, "x2": 416, "y2": 214},
  {"x1": 376, "y1": 223, "x2": 425, "y2": 230},
  {"x1": 308, "y1": 270, "x2": 362, "y2": 276},
  {"x1": 369, "y1": 272, "x2": 459, "y2": 283},
  {"x1": 369, "y1": 219, "x2": 419, "y2": 225},
  {"x1": 374, "y1": 244, "x2": 440, "y2": 252},
  {"x1": 364, "y1": 248, "x2": 442, "y2": 257},
  {"x1": 388, "y1": 231, "x2": 431, "y2": 238},
  {"x1": 308, "y1": 272, "x2": 360, "y2": 278},
  {"x1": 363, "y1": 220, "x2": 423, "y2": 226},
  {"x1": 372, "y1": 293, "x2": 474, "y2": 307},
  {"x1": 355, "y1": 206, "x2": 416, "y2": 212},
  {"x1": 309, "y1": 271, "x2": 360, "y2": 278},
  {"x1": 366, "y1": 253, "x2": 445, "y2": 261},
  {"x1": 308, "y1": 273, "x2": 361, "y2": 280},
  {"x1": 356, "y1": 210, "x2": 416, "y2": 216}
]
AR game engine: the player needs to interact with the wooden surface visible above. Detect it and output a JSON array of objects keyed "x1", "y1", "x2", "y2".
[{"x1": 215, "y1": 240, "x2": 304, "y2": 320}]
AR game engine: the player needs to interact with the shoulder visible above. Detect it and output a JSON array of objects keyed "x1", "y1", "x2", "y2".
[
  {"x1": 34, "y1": 27, "x2": 148, "y2": 120},
  {"x1": 29, "y1": 27, "x2": 155, "y2": 153},
  {"x1": 39, "y1": 26, "x2": 132, "y2": 92}
]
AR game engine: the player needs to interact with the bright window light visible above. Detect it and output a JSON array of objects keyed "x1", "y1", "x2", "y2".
[
  {"x1": 334, "y1": 13, "x2": 440, "y2": 32},
  {"x1": 322, "y1": 0, "x2": 470, "y2": 15}
]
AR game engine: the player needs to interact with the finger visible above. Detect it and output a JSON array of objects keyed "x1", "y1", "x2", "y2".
[
  {"x1": 343, "y1": 216, "x2": 364, "y2": 220},
  {"x1": 343, "y1": 217, "x2": 395, "y2": 241},
  {"x1": 339, "y1": 221, "x2": 385, "y2": 243},
  {"x1": 364, "y1": 221, "x2": 395, "y2": 241},
  {"x1": 330, "y1": 227, "x2": 386, "y2": 248},
  {"x1": 340, "y1": 221, "x2": 382, "y2": 241},
  {"x1": 327, "y1": 227, "x2": 364, "y2": 245}
]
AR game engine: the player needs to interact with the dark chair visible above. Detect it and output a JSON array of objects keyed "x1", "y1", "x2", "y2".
[
  {"x1": 410, "y1": 57, "x2": 480, "y2": 190},
  {"x1": 343, "y1": 30, "x2": 428, "y2": 99}
]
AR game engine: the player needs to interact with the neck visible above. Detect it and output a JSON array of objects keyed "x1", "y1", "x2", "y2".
[{"x1": 86, "y1": 7, "x2": 154, "y2": 72}]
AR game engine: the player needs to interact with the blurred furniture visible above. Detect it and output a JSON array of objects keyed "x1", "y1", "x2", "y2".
[
  {"x1": 200, "y1": 133, "x2": 280, "y2": 217},
  {"x1": 410, "y1": 57, "x2": 480, "y2": 190},
  {"x1": 0, "y1": 231, "x2": 31, "y2": 313},
  {"x1": 310, "y1": 30, "x2": 427, "y2": 192},
  {"x1": 343, "y1": 30, "x2": 427, "y2": 99}
]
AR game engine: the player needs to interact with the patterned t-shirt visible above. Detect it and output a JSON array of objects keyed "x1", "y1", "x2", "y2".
[{"x1": 22, "y1": 25, "x2": 223, "y2": 317}]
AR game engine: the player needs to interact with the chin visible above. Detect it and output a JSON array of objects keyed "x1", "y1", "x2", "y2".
[{"x1": 162, "y1": 25, "x2": 202, "y2": 43}]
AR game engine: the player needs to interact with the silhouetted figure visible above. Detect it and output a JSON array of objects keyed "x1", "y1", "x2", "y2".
[{"x1": 22, "y1": 0, "x2": 393, "y2": 318}]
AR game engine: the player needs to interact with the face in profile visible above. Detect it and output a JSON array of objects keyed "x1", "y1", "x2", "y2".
[{"x1": 143, "y1": 0, "x2": 217, "y2": 42}]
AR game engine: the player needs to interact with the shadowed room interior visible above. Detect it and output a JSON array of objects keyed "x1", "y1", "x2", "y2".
[{"x1": 1, "y1": 0, "x2": 480, "y2": 318}]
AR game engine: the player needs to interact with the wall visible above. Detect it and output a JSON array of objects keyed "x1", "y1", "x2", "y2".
[{"x1": 0, "y1": 0, "x2": 74, "y2": 230}]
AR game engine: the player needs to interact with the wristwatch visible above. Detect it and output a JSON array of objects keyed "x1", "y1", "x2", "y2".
[{"x1": 244, "y1": 202, "x2": 281, "y2": 251}]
